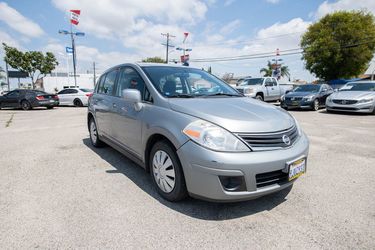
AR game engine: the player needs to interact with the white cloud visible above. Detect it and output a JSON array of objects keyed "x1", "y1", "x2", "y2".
[
  {"x1": 0, "y1": 2, "x2": 44, "y2": 37},
  {"x1": 315, "y1": 0, "x2": 375, "y2": 19},
  {"x1": 0, "y1": 30, "x2": 21, "y2": 48},
  {"x1": 266, "y1": 0, "x2": 280, "y2": 4},
  {"x1": 220, "y1": 19, "x2": 241, "y2": 35},
  {"x1": 224, "y1": 0, "x2": 235, "y2": 6}
]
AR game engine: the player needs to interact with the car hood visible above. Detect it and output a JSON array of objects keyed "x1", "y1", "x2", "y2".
[
  {"x1": 286, "y1": 91, "x2": 317, "y2": 97},
  {"x1": 168, "y1": 97, "x2": 295, "y2": 133},
  {"x1": 330, "y1": 91, "x2": 375, "y2": 100}
]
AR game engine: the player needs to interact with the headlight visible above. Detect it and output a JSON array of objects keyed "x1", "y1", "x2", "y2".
[
  {"x1": 302, "y1": 95, "x2": 314, "y2": 101},
  {"x1": 183, "y1": 120, "x2": 250, "y2": 152},
  {"x1": 244, "y1": 88, "x2": 254, "y2": 94},
  {"x1": 358, "y1": 98, "x2": 374, "y2": 103},
  {"x1": 281, "y1": 95, "x2": 285, "y2": 101},
  {"x1": 327, "y1": 96, "x2": 332, "y2": 102},
  {"x1": 292, "y1": 116, "x2": 302, "y2": 136}
]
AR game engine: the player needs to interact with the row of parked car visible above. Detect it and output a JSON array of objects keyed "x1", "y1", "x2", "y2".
[
  {"x1": 0, "y1": 88, "x2": 93, "y2": 110},
  {"x1": 235, "y1": 77, "x2": 375, "y2": 114}
]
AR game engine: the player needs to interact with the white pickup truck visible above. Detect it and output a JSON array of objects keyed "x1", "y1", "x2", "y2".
[{"x1": 235, "y1": 77, "x2": 289, "y2": 101}]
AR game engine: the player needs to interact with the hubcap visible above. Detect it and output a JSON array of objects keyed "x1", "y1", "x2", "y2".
[
  {"x1": 152, "y1": 150, "x2": 176, "y2": 193},
  {"x1": 90, "y1": 121, "x2": 97, "y2": 144}
]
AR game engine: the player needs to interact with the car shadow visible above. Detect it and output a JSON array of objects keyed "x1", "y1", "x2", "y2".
[
  {"x1": 82, "y1": 138, "x2": 292, "y2": 221},
  {"x1": 318, "y1": 110, "x2": 373, "y2": 116}
]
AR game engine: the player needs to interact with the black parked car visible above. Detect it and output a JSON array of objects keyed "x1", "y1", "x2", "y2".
[
  {"x1": 0, "y1": 89, "x2": 59, "y2": 110},
  {"x1": 281, "y1": 84, "x2": 333, "y2": 111}
]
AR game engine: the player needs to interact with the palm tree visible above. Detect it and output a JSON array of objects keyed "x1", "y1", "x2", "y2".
[
  {"x1": 260, "y1": 61, "x2": 290, "y2": 79},
  {"x1": 260, "y1": 61, "x2": 273, "y2": 77}
]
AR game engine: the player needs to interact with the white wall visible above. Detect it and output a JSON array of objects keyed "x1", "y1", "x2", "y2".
[{"x1": 43, "y1": 73, "x2": 99, "y2": 93}]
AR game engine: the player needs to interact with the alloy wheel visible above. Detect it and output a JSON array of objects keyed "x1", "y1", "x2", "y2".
[{"x1": 313, "y1": 99, "x2": 319, "y2": 111}]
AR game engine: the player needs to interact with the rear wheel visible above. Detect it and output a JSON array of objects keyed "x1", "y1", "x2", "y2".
[
  {"x1": 150, "y1": 141, "x2": 187, "y2": 201},
  {"x1": 21, "y1": 100, "x2": 31, "y2": 110},
  {"x1": 89, "y1": 118, "x2": 104, "y2": 147},
  {"x1": 255, "y1": 94, "x2": 263, "y2": 101},
  {"x1": 46, "y1": 106, "x2": 54, "y2": 109},
  {"x1": 74, "y1": 99, "x2": 83, "y2": 107},
  {"x1": 312, "y1": 99, "x2": 319, "y2": 111}
]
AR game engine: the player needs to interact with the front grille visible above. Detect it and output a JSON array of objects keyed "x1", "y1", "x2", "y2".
[
  {"x1": 332, "y1": 99, "x2": 357, "y2": 105},
  {"x1": 256, "y1": 170, "x2": 288, "y2": 188},
  {"x1": 236, "y1": 88, "x2": 244, "y2": 94},
  {"x1": 237, "y1": 126, "x2": 299, "y2": 151},
  {"x1": 286, "y1": 97, "x2": 303, "y2": 101}
]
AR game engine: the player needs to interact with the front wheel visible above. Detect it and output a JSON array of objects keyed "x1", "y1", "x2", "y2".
[
  {"x1": 312, "y1": 99, "x2": 319, "y2": 111},
  {"x1": 150, "y1": 141, "x2": 187, "y2": 202},
  {"x1": 255, "y1": 95, "x2": 263, "y2": 101}
]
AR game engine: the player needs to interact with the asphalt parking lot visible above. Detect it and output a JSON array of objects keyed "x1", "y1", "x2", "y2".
[{"x1": 0, "y1": 107, "x2": 374, "y2": 249}]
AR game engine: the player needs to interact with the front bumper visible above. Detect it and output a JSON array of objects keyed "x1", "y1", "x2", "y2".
[
  {"x1": 177, "y1": 132, "x2": 309, "y2": 202},
  {"x1": 281, "y1": 99, "x2": 313, "y2": 109},
  {"x1": 326, "y1": 101, "x2": 375, "y2": 113}
]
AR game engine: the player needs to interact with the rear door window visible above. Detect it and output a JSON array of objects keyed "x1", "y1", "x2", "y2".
[{"x1": 98, "y1": 69, "x2": 118, "y2": 95}]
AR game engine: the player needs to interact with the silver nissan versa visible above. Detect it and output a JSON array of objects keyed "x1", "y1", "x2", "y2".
[{"x1": 88, "y1": 63, "x2": 309, "y2": 202}]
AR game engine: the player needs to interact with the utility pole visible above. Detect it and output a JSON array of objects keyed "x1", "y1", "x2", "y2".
[
  {"x1": 93, "y1": 62, "x2": 96, "y2": 86},
  {"x1": 161, "y1": 33, "x2": 175, "y2": 64}
]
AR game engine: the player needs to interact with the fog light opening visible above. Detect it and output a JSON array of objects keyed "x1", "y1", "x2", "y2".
[{"x1": 219, "y1": 176, "x2": 246, "y2": 192}]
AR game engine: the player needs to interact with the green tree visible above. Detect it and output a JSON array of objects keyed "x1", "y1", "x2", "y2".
[
  {"x1": 300, "y1": 10, "x2": 375, "y2": 80},
  {"x1": 142, "y1": 57, "x2": 165, "y2": 63},
  {"x1": 260, "y1": 61, "x2": 290, "y2": 78},
  {"x1": 2, "y1": 43, "x2": 58, "y2": 89}
]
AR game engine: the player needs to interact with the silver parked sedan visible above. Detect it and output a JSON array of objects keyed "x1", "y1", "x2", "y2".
[
  {"x1": 87, "y1": 63, "x2": 309, "y2": 202},
  {"x1": 326, "y1": 81, "x2": 375, "y2": 114}
]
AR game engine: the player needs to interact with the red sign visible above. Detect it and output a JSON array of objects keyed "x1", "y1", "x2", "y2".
[{"x1": 70, "y1": 10, "x2": 81, "y2": 25}]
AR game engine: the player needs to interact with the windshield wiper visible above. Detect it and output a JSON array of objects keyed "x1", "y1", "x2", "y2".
[
  {"x1": 168, "y1": 93, "x2": 195, "y2": 98},
  {"x1": 205, "y1": 93, "x2": 241, "y2": 97}
]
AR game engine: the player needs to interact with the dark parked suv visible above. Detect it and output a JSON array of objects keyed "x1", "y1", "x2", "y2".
[{"x1": 0, "y1": 89, "x2": 59, "y2": 110}]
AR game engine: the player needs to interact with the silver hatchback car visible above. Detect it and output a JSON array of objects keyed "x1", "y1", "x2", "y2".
[{"x1": 88, "y1": 63, "x2": 309, "y2": 202}]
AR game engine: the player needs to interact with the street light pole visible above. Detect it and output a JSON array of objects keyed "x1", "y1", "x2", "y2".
[{"x1": 59, "y1": 29, "x2": 84, "y2": 88}]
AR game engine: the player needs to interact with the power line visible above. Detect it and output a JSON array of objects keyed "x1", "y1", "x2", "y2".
[
  {"x1": 190, "y1": 39, "x2": 375, "y2": 63},
  {"x1": 191, "y1": 31, "x2": 305, "y2": 48}
]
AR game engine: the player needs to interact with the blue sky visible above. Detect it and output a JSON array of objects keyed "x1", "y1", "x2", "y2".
[{"x1": 0, "y1": 0, "x2": 374, "y2": 82}]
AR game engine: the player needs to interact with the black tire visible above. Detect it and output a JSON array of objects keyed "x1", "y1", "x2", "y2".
[
  {"x1": 74, "y1": 99, "x2": 83, "y2": 107},
  {"x1": 21, "y1": 100, "x2": 31, "y2": 110},
  {"x1": 312, "y1": 99, "x2": 319, "y2": 111},
  {"x1": 46, "y1": 106, "x2": 54, "y2": 109},
  {"x1": 89, "y1": 118, "x2": 104, "y2": 147},
  {"x1": 150, "y1": 141, "x2": 187, "y2": 202},
  {"x1": 255, "y1": 94, "x2": 263, "y2": 101}
]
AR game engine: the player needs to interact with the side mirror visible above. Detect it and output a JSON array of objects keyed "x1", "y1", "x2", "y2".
[
  {"x1": 122, "y1": 89, "x2": 143, "y2": 111},
  {"x1": 285, "y1": 90, "x2": 291, "y2": 94}
]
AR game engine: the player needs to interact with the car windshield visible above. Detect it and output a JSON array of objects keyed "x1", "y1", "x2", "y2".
[
  {"x1": 239, "y1": 78, "x2": 263, "y2": 86},
  {"x1": 340, "y1": 82, "x2": 375, "y2": 91},
  {"x1": 141, "y1": 66, "x2": 241, "y2": 98},
  {"x1": 293, "y1": 85, "x2": 320, "y2": 92},
  {"x1": 80, "y1": 88, "x2": 93, "y2": 92}
]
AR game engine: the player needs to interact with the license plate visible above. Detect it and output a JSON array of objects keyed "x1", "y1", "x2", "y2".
[
  {"x1": 288, "y1": 158, "x2": 306, "y2": 181},
  {"x1": 292, "y1": 101, "x2": 299, "y2": 106},
  {"x1": 50, "y1": 100, "x2": 54, "y2": 103}
]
